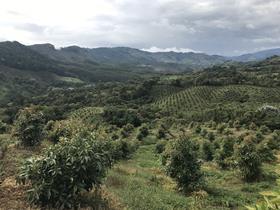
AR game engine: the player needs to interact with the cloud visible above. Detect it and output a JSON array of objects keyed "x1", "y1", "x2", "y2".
[
  {"x1": 0, "y1": 0, "x2": 280, "y2": 55},
  {"x1": 142, "y1": 46, "x2": 200, "y2": 53}
]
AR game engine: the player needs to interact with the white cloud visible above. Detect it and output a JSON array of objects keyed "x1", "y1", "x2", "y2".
[{"x1": 142, "y1": 46, "x2": 200, "y2": 53}]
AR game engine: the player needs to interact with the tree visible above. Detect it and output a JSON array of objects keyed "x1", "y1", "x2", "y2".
[
  {"x1": 201, "y1": 140, "x2": 214, "y2": 161},
  {"x1": 215, "y1": 136, "x2": 235, "y2": 169},
  {"x1": 13, "y1": 107, "x2": 44, "y2": 147},
  {"x1": 137, "y1": 124, "x2": 149, "y2": 140},
  {"x1": 162, "y1": 137, "x2": 203, "y2": 193},
  {"x1": 0, "y1": 120, "x2": 7, "y2": 134},
  {"x1": 18, "y1": 133, "x2": 112, "y2": 208},
  {"x1": 155, "y1": 140, "x2": 167, "y2": 154},
  {"x1": 157, "y1": 125, "x2": 166, "y2": 139},
  {"x1": 235, "y1": 138, "x2": 262, "y2": 182}
]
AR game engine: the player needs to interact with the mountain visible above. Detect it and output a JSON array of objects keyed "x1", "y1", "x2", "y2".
[
  {"x1": 231, "y1": 48, "x2": 280, "y2": 62},
  {"x1": 29, "y1": 44, "x2": 226, "y2": 70}
]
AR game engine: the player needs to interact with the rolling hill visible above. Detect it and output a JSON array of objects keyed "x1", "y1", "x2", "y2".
[{"x1": 231, "y1": 48, "x2": 280, "y2": 62}]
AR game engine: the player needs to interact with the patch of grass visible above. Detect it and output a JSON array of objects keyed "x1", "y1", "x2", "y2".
[
  {"x1": 106, "y1": 142, "x2": 279, "y2": 210},
  {"x1": 106, "y1": 145, "x2": 195, "y2": 210}
]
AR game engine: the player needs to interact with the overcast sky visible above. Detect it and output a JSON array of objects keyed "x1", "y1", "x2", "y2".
[{"x1": 0, "y1": 0, "x2": 280, "y2": 56}]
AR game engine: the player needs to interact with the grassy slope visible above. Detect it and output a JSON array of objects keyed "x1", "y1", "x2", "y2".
[
  {"x1": 106, "y1": 144, "x2": 194, "y2": 210},
  {"x1": 106, "y1": 136, "x2": 279, "y2": 210}
]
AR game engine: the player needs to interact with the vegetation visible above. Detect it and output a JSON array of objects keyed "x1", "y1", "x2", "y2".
[
  {"x1": 162, "y1": 137, "x2": 204, "y2": 193},
  {"x1": 0, "y1": 50, "x2": 280, "y2": 209},
  {"x1": 17, "y1": 133, "x2": 112, "y2": 208},
  {"x1": 13, "y1": 107, "x2": 45, "y2": 147}
]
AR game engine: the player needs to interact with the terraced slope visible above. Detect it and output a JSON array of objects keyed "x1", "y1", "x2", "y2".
[{"x1": 152, "y1": 85, "x2": 280, "y2": 113}]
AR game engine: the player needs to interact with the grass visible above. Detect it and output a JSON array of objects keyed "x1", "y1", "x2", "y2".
[
  {"x1": 106, "y1": 145, "x2": 195, "y2": 210},
  {"x1": 105, "y1": 138, "x2": 279, "y2": 210}
]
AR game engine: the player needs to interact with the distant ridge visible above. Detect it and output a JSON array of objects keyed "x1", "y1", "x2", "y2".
[{"x1": 231, "y1": 48, "x2": 280, "y2": 62}]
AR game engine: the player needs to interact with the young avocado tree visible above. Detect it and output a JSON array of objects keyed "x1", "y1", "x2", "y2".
[
  {"x1": 17, "y1": 133, "x2": 112, "y2": 209},
  {"x1": 162, "y1": 136, "x2": 204, "y2": 193},
  {"x1": 13, "y1": 107, "x2": 45, "y2": 147},
  {"x1": 235, "y1": 138, "x2": 262, "y2": 182}
]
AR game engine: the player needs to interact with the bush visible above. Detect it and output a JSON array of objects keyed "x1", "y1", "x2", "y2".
[
  {"x1": 257, "y1": 141, "x2": 276, "y2": 163},
  {"x1": 137, "y1": 124, "x2": 149, "y2": 140},
  {"x1": 260, "y1": 125, "x2": 270, "y2": 135},
  {"x1": 157, "y1": 126, "x2": 166, "y2": 139},
  {"x1": 217, "y1": 124, "x2": 226, "y2": 134},
  {"x1": 102, "y1": 107, "x2": 142, "y2": 127},
  {"x1": 233, "y1": 120, "x2": 241, "y2": 130},
  {"x1": 155, "y1": 140, "x2": 167, "y2": 154},
  {"x1": 120, "y1": 123, "x2": 134, "y2": 138},
  {"x1": 235, "y1": 138, "x2": 262, "y2": 182},
  {"x1": 162, "y1": 137, "x2": 203, "y2": 193},
  {"x1": 47, "y1": 119, "x2": 89, "y2": 143},
  {"x1": 17, "y1": 134, "x2": 112, "y2": 208},
  {"x1": 249, "y1": 122, "x2": 257, "y2": 130},
  {"x1": 255, "y1": 131, "x2": 264, "y2": 143},
  {"x1": 215, "y1": 136, "x2": 235, "y2": 169},
  {"x1": 0, "y1": 120, "x2": 7, "y2": 134},
  {"x1": 111, "y1": 139, "x2": 138, "y2": 160},
  {"x1": 207, "y1": 132, "x2": 215, "y2": 142},
  {"x1": 194, "y1": 125, "x2": 201, "y2": 134},
  {"x1": 201, "y1": 140, "x2": 214, "y2": 161},
  {"x1": 13, "y1": 107, "x2": 44, "y2": 147},
  {"x1": 200, "y1": 129, "x2": 208, "y2": 137}
]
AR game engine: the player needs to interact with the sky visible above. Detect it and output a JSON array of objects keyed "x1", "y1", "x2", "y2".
[{"x1": 0, "y1": 0, "x2": 280, "y2": 56}]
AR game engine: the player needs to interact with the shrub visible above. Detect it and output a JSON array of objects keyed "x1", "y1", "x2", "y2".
[
  {"x1": 157, "y1": 126, "x2": 166, "y2": 139},
  {"x1": 235, "y1": 138, "x2": 262, "y2": 182},
  {"x1": 260, "y1": 125, "x2": 270, "y2": 135},
  {"x1": 102, "y1": 107, "x2": 142, "y2": 127},
  {"x1": 217, "y1": 124, "x2": 226, "y2": 134},
  {"x1": 257, "y1": 141, "x2": 277, "y2": 163},
  {"x1": 137, "y1": 124, "x2": 149, "y2": 140},
  {"x1": 0, "y1": 120, "x2": 7, "y2": 134},
  {"x1": 194, "y1": 125, "x2": 201, "y2": 134},
  {"x1": 207, "y1": 132, "x2": 215, "y2": 142},
  {"x1": 249, "y1": 122, "x2": 257, "y2": 130},
  {"x1": 120, "y1": 123, "x2": 134, "y2": 138},
  {"x1": 17, "y1": 134, "x2": 112, "y2": 208},
  {"x1": 201, "y1": 140, "x2": 214, "y2": 161},
  {"x1": 233, "y1": 120, "x2": 241, "y2": 130},
  {"x1": 155, "y1": 140, "x2": 167, "y2": 154},
  {"x1": 255, "y1": 131, "x2": 264, "y2": 143},
  {"x1": 200, "y1": 129, "x2": 208, "y2": 137},
  {"x1": 162, "y1": 137, "x2": 203, "y2": 193},
  {"x1": 215, "y1": 136, "x2": 235, "y2": 169},
  {"x1": 111, "y1": 139, "x2": 138, "y2": 160},
  {"x1": 13, "y1": 107, "x2": 44, "y2": 147},
  {"x1": 47, "y1": 119, "x2": 88, "y2": 143}
]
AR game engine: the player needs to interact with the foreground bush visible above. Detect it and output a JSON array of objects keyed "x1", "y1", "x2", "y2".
[
  {"x1": 13, "y1": 107, "x2": 44, "y2": 146},
  {"x1": 162, "y1": 137, "x2": 203, "y2": 193},
  {"x1": 17, "y1": 134, "x2": 112, "y2": 209},
  {"x1": 235, "y1": 138, "x2": 262, "y2": 182}
]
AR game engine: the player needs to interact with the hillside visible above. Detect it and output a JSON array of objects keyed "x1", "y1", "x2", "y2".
[
  {"x1": 29, "y1": 43, "x2": 226, "y2": 71},
  {"x1": 231, "y1": 48, "x2": 280, "y2": 62},
  {"x1": 0, "y1": 52, "x2": 280, "y2": 210}
]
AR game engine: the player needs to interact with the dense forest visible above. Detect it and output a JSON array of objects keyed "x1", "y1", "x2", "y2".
[{"x1": 0, "y1": 42, "x2": 280, "y2": 209}]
